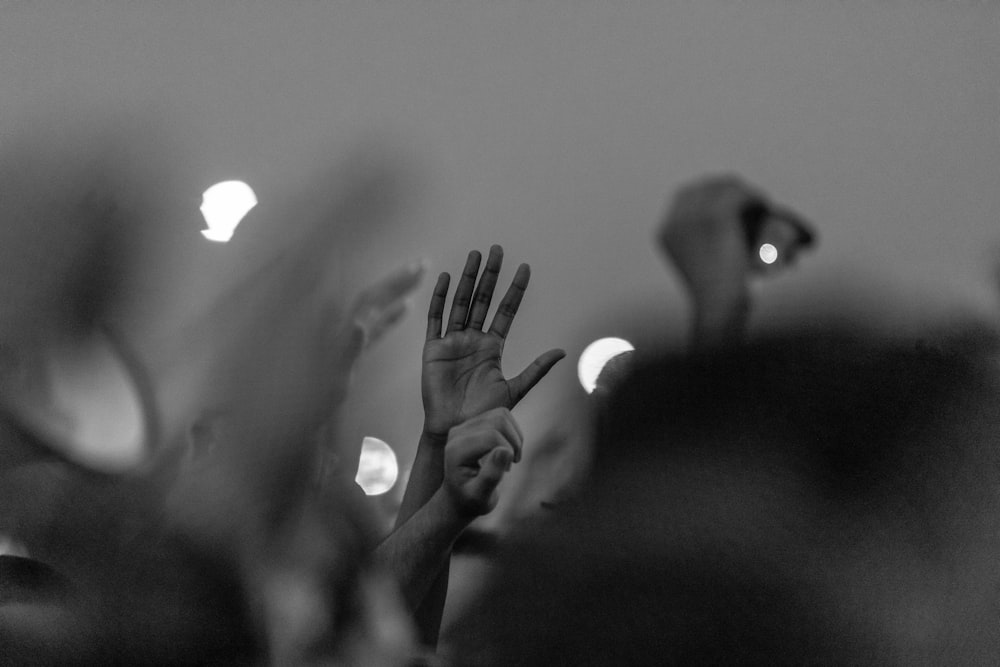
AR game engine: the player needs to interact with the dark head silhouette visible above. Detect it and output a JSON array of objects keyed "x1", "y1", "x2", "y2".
[{"x1": 447, "y1": 327, "x2": 1000, "y2": 665}]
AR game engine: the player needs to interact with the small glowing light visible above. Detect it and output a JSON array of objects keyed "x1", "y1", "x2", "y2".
[
  {"x1": 578, "y1": 337, "x2": 635, "y2": 394},
  {"x1": 200, "y1": 180, "x2": 257, "y2": 243},
  {"x1": 759, "y1": 243, "x2": 778, "y2": 265},
  {"x1": 356, "y1": 437, "x2": 399, "y2": 496}
]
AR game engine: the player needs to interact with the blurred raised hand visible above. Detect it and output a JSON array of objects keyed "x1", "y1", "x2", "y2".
[
  {"x1": 312, "y1": 261, "x2": 424, "y2": 486},
  {"x1": 328, "y1": 262, "x2": 425, "y2": 407},
  {"x1": 658, "y1": 175, "x2": 816, "y2": 346}
]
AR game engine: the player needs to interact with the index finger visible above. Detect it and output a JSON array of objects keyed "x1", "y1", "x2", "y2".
[
  {"x1": 487, "y1": 263, "x2": 530, "y2": 339},
  {"x1": 426, "y1": 272, "x2": 450, "y2": 341},
  {"x1": 452, "y1": 408, "x2": 524, "y2": 464},
  {"x1": 353, "y1": 262, "x2": 426, "y2": 316}
]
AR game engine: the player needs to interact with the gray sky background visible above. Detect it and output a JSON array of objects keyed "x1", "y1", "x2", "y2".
[{"x1": 1, "y1": 2, "x2": 997, "y2": 494}]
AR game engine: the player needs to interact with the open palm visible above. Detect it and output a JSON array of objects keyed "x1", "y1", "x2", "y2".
[{"x1": 421, "y1": 246, "x2": 564, "y2": 442}]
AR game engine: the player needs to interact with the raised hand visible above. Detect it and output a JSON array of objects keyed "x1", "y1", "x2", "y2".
[
  {"x1": 658, "y1": 175, "x2": 815, "y2": 346},
  {"x1": 326, "y1": 262, "x2": 425, "y2": 407},
  {"x1": 441, "y1": 408, "x2": 523, "y2": 518},
  {"x1": 421, "y1": 245, "x2": 565, "y2": 443},
  {"x1": 376, "y1": 407, "x2": 525, "y2": 636}
]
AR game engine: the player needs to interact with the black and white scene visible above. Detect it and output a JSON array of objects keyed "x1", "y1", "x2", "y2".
[{"x1": 0, "y1": 3, "x2": 998, "y2": 664}]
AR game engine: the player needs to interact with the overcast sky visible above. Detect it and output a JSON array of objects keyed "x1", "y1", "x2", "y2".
[{"x1": 1, "y1": 2, "x2": 997, "y2": 499}]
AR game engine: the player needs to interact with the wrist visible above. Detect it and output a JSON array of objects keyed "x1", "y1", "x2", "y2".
[
  {"x1": 427, "y1": 485, "x2": 474, "y2": 534},
  {"x1": 420, "y1": 424, "x2": 449, "y2": 448},
  {"x1": 692, "y1": 289, "x2": 750, "y2": 333}
]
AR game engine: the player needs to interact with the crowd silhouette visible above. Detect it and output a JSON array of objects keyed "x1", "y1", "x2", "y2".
[{"x1": 1, "y1": 132, "x2": 998, "y2": 667}]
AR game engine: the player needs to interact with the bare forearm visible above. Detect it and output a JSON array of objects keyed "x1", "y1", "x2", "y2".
[
  {"x1": 414, "y1": 567, "x2": 448, "y2": 647},
  {"x1": 391, "y1": 429, "x2": 451, "y2": 646},
  {"x1": 395, "y1": 430, "x2": 446, "y2": 529},
  {"x1": 691, "y1": 289, "x2": 750, "y2": 349},
  {"x1": 390, "y1": 407, "x2": 520, "y2": 647},
  {"x1": 376, "y1": 488, "x2": 467, "y2": 610}
]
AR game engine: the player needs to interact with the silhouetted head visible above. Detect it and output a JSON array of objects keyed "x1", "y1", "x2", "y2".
[{"x1": 447, "y1": 326, "x2": 1000, "y2": 664}]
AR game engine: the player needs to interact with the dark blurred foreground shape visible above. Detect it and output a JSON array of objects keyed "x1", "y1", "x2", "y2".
[
  {"x1": 0, "y1": 133, "x2": 419, "y2": 664},
  {"x1": 447, "y1": 326, "x2": 1000, "y2": 665}
]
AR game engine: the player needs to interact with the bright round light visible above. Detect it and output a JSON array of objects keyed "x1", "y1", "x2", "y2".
[
  {"x1": 355, "y1": 436, "x2": 399, "y2": 496},
  {"x1": 759, "y1": 243, "x2": 778, "y2": 265},
  {"x1": 200, "y1": 180, "x2": 257, "y2": 243},
  {"x1": 578, "y1": 337, "x2": 635, "y2": 394}
]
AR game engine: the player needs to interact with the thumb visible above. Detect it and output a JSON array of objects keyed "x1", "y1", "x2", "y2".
[
  {"x1": 335, "y1": 320, "x2": 366, "y2": 373},
  {"x1": 507, "y1": 348, "x2": 566, "y2": 406},
  {"x1": 466, "y1": 446, "x2": 513, "y2": 513}
]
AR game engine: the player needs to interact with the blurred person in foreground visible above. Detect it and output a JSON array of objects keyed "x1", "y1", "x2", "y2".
[
  {"x1": 447, "y1": 320, "x2": 1000, "y2": 665},
  {"x1": 0, "y1": 144, "x2": 433, "y2": 663}
]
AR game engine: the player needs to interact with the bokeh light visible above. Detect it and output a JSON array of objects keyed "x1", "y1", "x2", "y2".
[
  {"x1": 200, "y1": 180, "x2": 257, "y2": 243},
  {"x1": 3, "y1": 333, "x2": 148, "y2": 473},
  {"x1": 759, "y1": 243, "x2": 778, "y2": 265},
  {"x1": 355, "y1": 436, "x2": 399, "y2": 496},
  {"x1": 578, "y1": 337, "x2": 635, "y2": 394}
]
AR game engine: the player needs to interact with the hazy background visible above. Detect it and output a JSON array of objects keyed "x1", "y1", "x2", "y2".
[{"x1": 0, "y1": 1, "x2": 997, "y2": 504}]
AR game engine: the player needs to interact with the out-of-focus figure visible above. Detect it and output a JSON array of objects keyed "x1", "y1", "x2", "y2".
[
  {"x1": 658, "y1": 174, "x2": 816, "y2": 349},
  {"x1": 447, "y1": 324, "x2": 1000, "y2": 665},
  {"x1": 0, "y1": 131, "x2": 424, "y2": 664}
]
